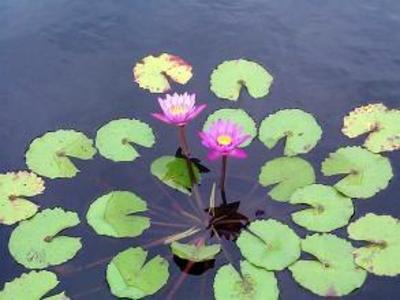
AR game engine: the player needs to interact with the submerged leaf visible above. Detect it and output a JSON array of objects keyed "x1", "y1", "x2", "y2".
[
  {"x1": 96, "y1": 118, "x2": 155, "y2": 162},
  {"x1": 290, "y1": 184, "x2": 354, "y2": 232},
  {"x1": 347, "y1": 213, "x2": 400, "y2": 276},
  {"x1": 86, "y1": 191, "x2": 150, "y2": 238},
  {"x1": 259, "y1": 109, "x2": 322, "y2": 156},
  {"x1": 258, "y1": 157, "x2": 315, "y2": 202},
  {"x1": 171, "y1": 242, "x2": 221, "y2": 262},
  {"x1": 106, "y1": 247, "x2": 169, "y2": 299},
  {"x1": 133, "y1": 53, "x2": 193, "y2": 93},
  {"x1": 9, "y1": 208, "x2": 81, "y2": 269},
  {"x1": 214, "y1": 260, "x2": 279, "y2": 300},
  {"x1": 0, "y1": 271, "x2": 67, "y2": 300},
  {"x1": 321, "y1": 146, "x2": 393, "y2": 198},
  {"x1": 25, "y1": 130, "x2": 96, "y2": 179},
  {"x1": 0, "y1": 171, "x2": 45, "y2": 225},
  {"x1": 202, "y1": 108, "x2": 257, "y2": 147},
  {"x1": 150, "y1": 156, "x2": 200, "y2": 194},
  {"x1": 210, "y1": 59, "x2": 273, "y2": 101},
  {"x1": 342, "y1": 103, "x2": 400, "y2": 153},
  {"x1": 236, "y1": 219, "x2": 301, "y2": 271},
  {"x1": 289, "y1": 234, "x2": 367, "y2": 297}
]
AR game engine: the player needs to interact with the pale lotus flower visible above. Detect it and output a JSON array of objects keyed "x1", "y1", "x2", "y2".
[
  {"x1": 199, "y1": 120, "x2": 251, "y2": 160},
  {"x1": 152, "y1": 92, "x2": 206, "y2": 126}
]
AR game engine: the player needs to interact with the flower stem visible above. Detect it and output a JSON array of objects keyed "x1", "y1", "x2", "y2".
[
  {"x1": 178, "y1": 126, "x2": 206, "y2": 222},
  {"x1": 220, "y1": 155, "x2": 228, "y2": 204}
]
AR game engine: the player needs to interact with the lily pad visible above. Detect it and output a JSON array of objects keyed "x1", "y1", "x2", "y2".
[
  {"x1": 210, "y1": 59, "x2": 273, "y2": 101},
  {"x1": 133, "y1": 53, "x2": 193, "y2": 93},
  {"x1": 321, "y1": 146, "x2": 393, "y2": 198},
  {"x1": 290, "y1": 184, "x2": 354, "y2": 232},
  {"x1": 202, "y1": 108, "x2": 257, "y2": 147},
  {"x1": 347, "y1": 213, "x2": 400, "y2": 276},
  {"x1": 0, "y1": 270, "x2": 67, "y2": 300},
  {"x1": 289, "y1": 234, "x2": 367, "y2": 297},
  {"x1": 25, "y1": 130, "x2": 96, "y2": 179},
  {"x1": 236, "y1": 219, "x2": 301, "y2": 271},
  {"x1": 342, "y1": 103, "x2": 400, "y2": 153},
  {"x1": 259, "y1": 109, "x2": 322, "y2": 156},
  {"x1": 96, "y1": 118, "x2": 155, "y2": 162},
  {"x1": 106, "y1": 247, "x2": 169, "y2": 299},
  {"x1": 9, "y1": 208, "x2": 82, "y2": 269},
  {"x1": 150, "y1": 156, "x2": 200, "y2": 194},
  {"x1": 214, "y1": 260, "x2": 279, "y2": 300},
  {"x1": 171, "y1": 242, "x2": 221, "y2": 262},
  {"x1": 86, "y1": 191, "x2": 150, "y2": 238},
  {"x1": 0, "y1": 171, "x2": 45, "y2": 225},
  {"x1": 44, "y1": 293, "x2": 69, "y2": 300},
  {"x1": 258, "y1": 157, "x2": 315, "y2": 202}
]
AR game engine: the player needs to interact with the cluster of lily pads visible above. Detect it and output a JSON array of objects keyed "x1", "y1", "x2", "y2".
[{"x1": 1, "y1": 52, "x2": 400, "y2": 300}]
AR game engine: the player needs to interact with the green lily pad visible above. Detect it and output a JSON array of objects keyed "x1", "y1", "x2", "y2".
[
  {"x1": 202, "y1": 108, "x2": 257, "y2": 147},
  {"x1": 25, "y1": 130, "x2": 96, "y2": 179},
  {"x1": 236, "y1": 219, "x2": 301, "y2": 271},
  {"x1": 259, "y1": 109, "x2": 322, "y2": 156},
  {"x1": 213, "y1": 260, "x2": 279, "y2": 300},
  {"x1": 44, "y1": 292, "x2": 69, "y2": 300},
  {"x1": 0, "y1": 171, "x2": 45, "y2": 225},
  {"x1": 258, "y1": 157, "x2": 315, "y2": 202},
  {"x1": 171, "y1": 242, "x2": 221, "y2": 262},
  {"x1": 150, "y1": 156, "x2": 200, "y2": 194},
  {"x1": 96, "y1": 118, "x2": 155, "y2": 162},
  {"x1": 289, "y1": 234, "x2": 367, "y2": 297},
  {"x1": 106, "y1": 247, "x2": 169, "y2": 299},
  {"x1": 86, "y1": 191, "x2": 150, "y2": 238},
  {"x1": 9, "y1": 208, "x2": 82, "y2": 269},
  {"x1": 321, "y1": 146, "x2": 393, "y2": 198},
  {"x1": 342, "y1": 103, "x2": 400, "y2": 153},
  {"x1": 133, "y1": 53, "x2": 193, "y2": 93},
  {"x1": 347, "y1": 213, "x2": 400, "y2": 276},
  {"x1": 210, "y1": 59, "x2": 273, "y2": 101},
  {"x1": 290, "y1": 184, "x2": 354, "y2": 232},
  {"x1": 0, "y1": 270, "x2": 67, "y2": 300}
]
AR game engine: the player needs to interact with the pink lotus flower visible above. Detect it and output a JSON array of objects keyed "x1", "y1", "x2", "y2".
[
  {"x1": 152, "y1": 92, "x2": 207, "y2": 126},
  {"x1": 199, "y1": 120, "x2": 251, "y2": 160}
]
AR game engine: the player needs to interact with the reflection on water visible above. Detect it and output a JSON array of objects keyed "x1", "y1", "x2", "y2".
[{"x1": 1, "y1": 0, "x2": 400, "y2": 299}]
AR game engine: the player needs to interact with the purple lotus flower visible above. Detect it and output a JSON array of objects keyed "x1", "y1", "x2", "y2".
[
  {"x1": 152, "y1": 92, "x2": 206, "y2": 126},
  {"x1": 199, "y1": 120, "x2": 251, "y2": 160}
]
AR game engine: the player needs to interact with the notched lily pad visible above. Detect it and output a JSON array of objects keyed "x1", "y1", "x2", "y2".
[
  {"x1": 9, "y1": 208, "x2": 82, "y2": 269},
  {"x1": 133, "y1": 53, "x2": 193, "y2": 93},
  {"x1": 25, "y1": 130, "x2": 96, "y2": 179},
  {"x1": 171, "y1": 242, "x2": 221, "y2": 262},
  {"x1": 321, "y1": 146, "x2": 393, "y2": 198},
  {"x1": 342, "y1": 103, "x2": 400, "y2": 153},
  {"x1": 150, "y1": 156, "x2": 200, "y2": 194},
  {"x1": 259, "y1": 109, "x2": 322, "y2": 156},
  {"x1": 213, "y1": 260, "x2": 279, "y2": 300},
  {"x1": 258, "y1": 157, "x2": 315, "y2": 202},
  {"x1": 107, "y1": 247, "x2": 169, "y2": 299},
  {"x1": 0, "y1": 270, "x2": 68, "y2": 300},
  {"x1": 236, "y1": 219, "x2": 301, "y2": 271},
  {"x1": 348, "y1": 213, "x2": 400, "y2": 276},
  {"x1": 0, "y1": 171, "x2": 45, "y2": 225},
  {"x1": 202, "y1": 108, "x2": 257, "y2": 147},
  {"x1": 289, "y1": 234, "x2": 367, "y2": 297},
  {"x1": 96, "y1": 118, "x2": 155, "y2": 162},
  {"x1": 210, "y1": 59, "x2": 273, "y2": 101},
  {"x1": 86, "y1": 191, "x2": 150, "y2": 238},
  {"x1": 290, "y1": 184, "x2": 354, "y2": 232}
]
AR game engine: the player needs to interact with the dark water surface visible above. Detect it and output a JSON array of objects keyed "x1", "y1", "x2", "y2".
[{"x1": 1, "y1": 1, "x2": 400, "y2": 299}]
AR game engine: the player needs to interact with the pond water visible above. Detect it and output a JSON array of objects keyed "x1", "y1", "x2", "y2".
[{"x1": 1, "y1": 0, "x2": 400, "y2": 299}]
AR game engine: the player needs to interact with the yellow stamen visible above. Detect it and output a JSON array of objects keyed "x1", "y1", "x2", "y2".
[
  {"x1": 217, "y1": 135, "x2": 232, "y2": 146},
  {"x1": 169, "y1": 105, "x2": 187, "y2": 115}
]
